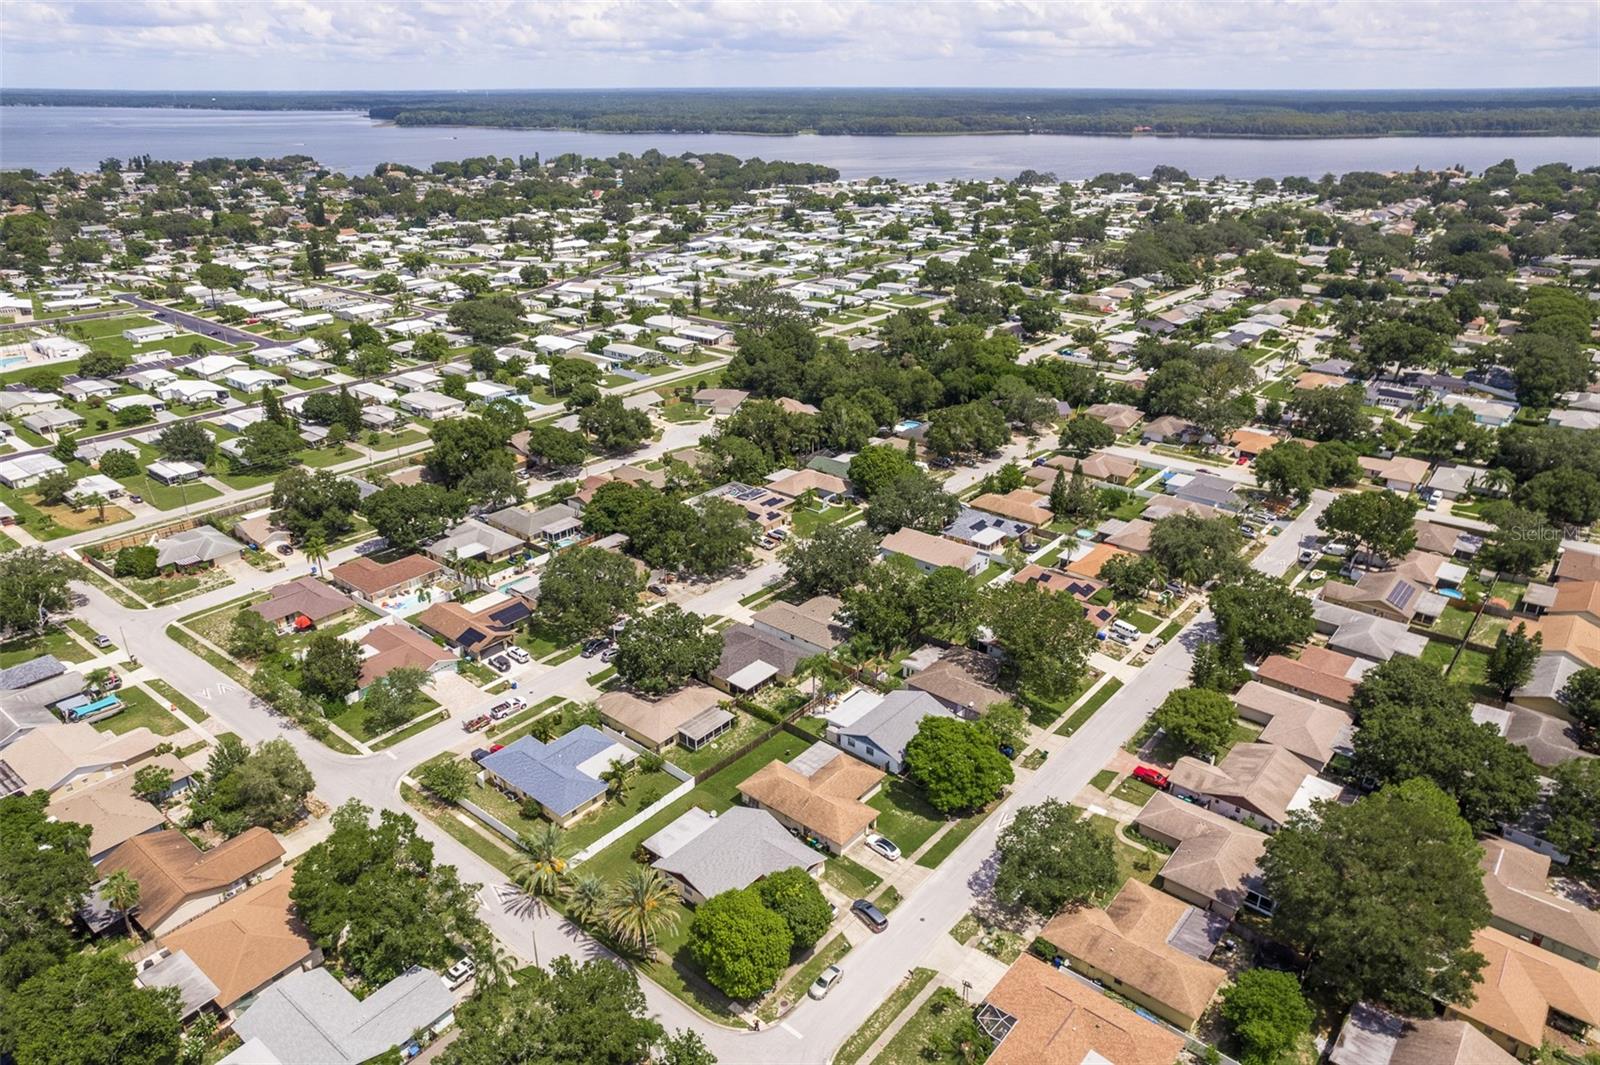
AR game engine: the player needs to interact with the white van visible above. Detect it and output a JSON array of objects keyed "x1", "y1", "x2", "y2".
[{"x1": 1111, "y1": 620, "x2": 1141, "y2": 642}]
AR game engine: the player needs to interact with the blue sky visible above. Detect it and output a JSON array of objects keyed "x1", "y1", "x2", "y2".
[{"x1": 3, "y1": 0, "x2": 1597, "y2": 92}]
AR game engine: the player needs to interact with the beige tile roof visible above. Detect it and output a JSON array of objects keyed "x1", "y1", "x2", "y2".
[
  {"x1": 2, "y1": 723, "x2": 164, "y2": 794},
  {"x1": 1555, "y1": 550, "x2": 1600, "y2": 583},
  {"x1": 99, "y1": 828, "x2": 285, "y2": 929},
  {"x1": 1066, "y1": 542, "x2": 1130, "y2": 580},
  {"x1": 1480, "y1": 838, "x2": 1600, "y2": 961},
  {"x1": 766, "y1": 469, "x2": 848, "y2": 498},
  {"x1": 157, "y1": 870, "x2": 316, "y2": 1009},
  {"x1": 1452, "y1": 927, "x2": 1600, "y2": 1050},
  {"x1": 738, "y1": 751, "x2": 882, "y2": 848},
  {"x1": 982, "y1": 955, "x2": 1186, "y2": 1065},
  {"x1": 1040, "y1": 879, "x2": 1227, "y2": 1025}
]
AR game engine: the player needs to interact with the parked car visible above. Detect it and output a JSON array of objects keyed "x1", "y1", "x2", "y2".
[
  {"x1": 1298, "y1": 548, "x2": 1318, "y2": 564},
  {"x1": 99, "y1": 672, "x2": 122, "y2": 691},
  {"x1": 489, "y1": 702, "x2": 516, "y2": 721},
  {"x1": 1132, "y1": 765, "x2": 1170, "y2": 789},
  {"x1": 808, "y1": 965, "x2": 843, "y2": 1000},
  {"x1": 581, "y1": 639, "x2": 607, "y2": 659},
  {"x1": 488, "y1": 656, "x2": 511, "y2": 673},
  {"x1": 600, "y1": 646, "x2": 619, "y2": 663},
  {"x1": 444, "y1": 958, "x2": 476, "y2": 991},
  {"x1": 488, "y1": 743, "x2": 504, "y2": 753},
  {"x1": 506, "y1": 647, "x2": 531, "y2": 664},
  {"x1": 129, "y1": 495, "x2": 143, "y2": 505},
  {"x1": 851, "y1": 898, "x2": 888, "y2": 932},
  {"x1": 866, "y1": 835, "x2": 901, "y2": 862},
  {"x1": 93, "y1": 634, "x2": 112, "y2": 648},
  {"x1": 469, "y1": 747, "x2": 489, "y2": 763},
  {"x1": 462, "y1": 715, "x2": 491, "y2": 733}
]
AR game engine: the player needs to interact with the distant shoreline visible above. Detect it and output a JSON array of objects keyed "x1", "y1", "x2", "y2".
[{"x1": 5, "y1": 104, "x2": 1594, "y2": 141}]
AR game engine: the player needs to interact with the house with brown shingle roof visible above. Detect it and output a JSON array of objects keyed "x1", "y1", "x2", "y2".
[
  {"x1": 1232, "y1": 680, "x2": 1355, "y2": 771},
  {"x1": 1167, "y1": 742, "x2": 1327, "y2": 832},
  {"x1": 148, "y1": 868, "x2": 320, "y2": 1015},
  {"x1": 1133, "y1": 791, "x2": 1272, "y2": 918},
  {"x1": 597, "y1": 682, "x2": 733, "y2": 753},
  {"x1": 327, "y1": 553, "x2": 442, "y2": 601},
  {"x1": 1551, "y1": 580, "x2": 1600, "y2": 628},
  {"x1": 1448, "y1": 927, "x2": 1600, "y2": 1059},
  {"x1": 978, "y1": 955, "x2": 1186, "y2": 1065},
  {"x1": 1039, "y1": 879, "x2": 1228, "y2": 1030},
  {"x1": 878, "y1": 527, "x2": 982, "y2": 574},
  {"x1": 96, "y1": 827, "x2": 286, "y2": 936},
  {"x1": 1082, "y1": 403, "x2": 1142, "y2": 433},
  {"x1": 356, "y1": 623, "x2": 456, "y2": 691},
  {"x1": 750, "y1": 595, "x2": 846, "y2": 657},
  {"x1": 1331, "y1": 1002, "x2": 1517, "y2": 1065},
  {"x1": 1554, "y1": 549, "x2": 1600, "y2": 584},
  {"x1": 249, "y1": 575, "x2": 357, "y2": 631},
  {"x1": 1480, "y1": 838, "x2": 1600, "y2": 969},
  {"x1": 738, "y1": 742, "x2": 883, "y2": 853},
  {"x1": 969, "y1": 489, "x2": 1051, "y2": 527},
  {"x1": 1256, "y1": 647, "x2": 1363, "y2": 708},
  {"x1": 904, "y1": 649, "x2": 1009, "y2": 717},
  {"x1": 47, "y1": 752, "x2": 191, "y2": 862}
]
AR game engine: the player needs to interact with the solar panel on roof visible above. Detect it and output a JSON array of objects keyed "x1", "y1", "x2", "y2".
[{"x1": 1384, "y1": 582, "x2": 1417, "y2": 610}]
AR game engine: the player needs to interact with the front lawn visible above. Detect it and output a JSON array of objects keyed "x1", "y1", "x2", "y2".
[
  {"x1": 0, "y1": 627, "x2": 93, "y2": 667},
  {"x1": 867, "y1": 778, "x2": 949, "y2": 857},
  {"x1": 821, "y1": 852, "x2": 883, "y2": 898},
  {"x1": 328, "y1": 693, "x2": 441, "y2": 743}
]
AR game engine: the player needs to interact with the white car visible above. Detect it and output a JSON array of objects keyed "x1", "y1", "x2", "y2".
[
  {"x1": 444, "y1": 958, "x2": 476, "y2": 990},
  {"x1": 506, "y1": 646, "x2": 531, "y2": 664},
  {"x1": 808, "y1": 965, "x2": 843, "y2": 1000},
  {"x1": 866, "y1": 835, "x2": 901, "y2": 862}
]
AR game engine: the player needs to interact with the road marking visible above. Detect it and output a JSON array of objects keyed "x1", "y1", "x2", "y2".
[
  {"x1": 779, "y1": 1022, "x2": 803, "y2": 1040},
  {"x1": 385, "y1": 751, "x2": 396, "y2": 761}
]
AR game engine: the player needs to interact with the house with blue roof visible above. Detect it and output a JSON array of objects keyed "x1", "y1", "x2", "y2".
[{"x1": 477, "y1": 725, "x2": 634, "y2": 826}]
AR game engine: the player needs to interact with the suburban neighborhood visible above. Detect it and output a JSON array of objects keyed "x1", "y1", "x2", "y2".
[{"x1": 0, "y1": 145, "x2": 1598, "y2": 1065}]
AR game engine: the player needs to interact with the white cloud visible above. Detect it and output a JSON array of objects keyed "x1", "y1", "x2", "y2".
[{"x1": 1, "y1": 0, "x2": 1595, "y2": 89}]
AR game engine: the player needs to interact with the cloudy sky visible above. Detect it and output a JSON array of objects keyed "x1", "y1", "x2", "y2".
[{"x1": 2, "y1": 0, "x2": 1596, "y2": 92}]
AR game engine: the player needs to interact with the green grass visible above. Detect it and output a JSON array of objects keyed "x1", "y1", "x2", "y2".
[
  {"x1": 1109, "y1": 777, "x2": 1158, "y2": 807},
  {"x1": 165, "y1": 624, "x2": 252, "y2": 685},
  {"x1": 123, "y1": 572, "x2": 225, "y2": 607},
  {"x1": 65, "y1": 618, "x2": 105, "y2": 647},
  {"x1": 118, "y1": 473, "x2": 222, "y2": 511},
  {"x1": 759, "y1": 934, "x2": 851, "y2": 1022},
  {"x1": 146, "y1": 678, "x2": 209, "y2": 721},
  {"x1": 790, "y1": 504, "x2": 858, "y2": 538},
  {"x1": 868, "y1": 778, "x2": 950, "y2": 857},
  {"x1": 1056, "y1": 677, "x2": 1123, "y2": 737},
  {"x1": 577, "y1": 729, "x2": 810, "y2": 884},
  {"x1": 949, "y1": 912, "x2": 981, "y2": 945},
  {"x1": 662, "y1": 710, "x2": 769, "y2": 776},
  {"x1": 371, "y1": 710, "x2": 448, "y2": 750},
  {"x1": 328, "y1": 693, "x2": 440, "y2": 742},
  {"x1": 1089, "y1": 769, "x2": 1118, "y2": 792},
  {"x1": 835, "y1": 968, "x2": 938, "y2": 1065},
  {"x1": 486, "y1": 695, "x2": 565, "y2": 738},
  {"x1": 822, "y1": 853, "x2": 883, "y2": 898},
  {"x1": 915, "y1": 804, "x2": 994, "y2": 869},
  {"x1": 1091, "y1": 813, "x2": 1162, "y2": 892},
  {"x1": 0, "y1": 627, "x2": 94, "y2": 667},
  {"x1": 1123, "y1": 609, "x2": 1161, "y2": 633},
  {"x1": 873, "y1": 884, "x2": 904, "y2": 914},
  {"x1": 93, "y1": 685, "x2": 186, "y2": 736},
  {"x1": 401, "y1": 784, "x2": 518, "y2": 876},
  {"x1": 872, "y1": 986, "x2": 976, "y2": 1065}
]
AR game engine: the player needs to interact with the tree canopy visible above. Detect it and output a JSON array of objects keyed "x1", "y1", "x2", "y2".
[
  {"x1": 904, "y1": 716, "x2": 1014, "y2": 815},
  {"x1": 993, "y1": 798, "x2": 1117, "y2": 917}
]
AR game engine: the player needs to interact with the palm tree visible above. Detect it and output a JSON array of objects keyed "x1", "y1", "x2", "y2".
[
  {"x1": 103, "y1": 869, "x2": 141, "y2": 938},
  {"x1": 302, "y1": 534, "x2": 329, "y2": 575},
  {"x1": 602, "y1": 866, "x2": 680, "y2": 956},
  {"x1": 512, "y1": 823, "x2": 569, "y2": 904},
  {"x1": 601, "y1": 758, "x2": 632, "y2": 802},
  {"x1": 83, "y1": 491, "x2": 107, "y2": 523},
  {"x1": 565, "y1": 872, "x2": 608, "y2": 929}
]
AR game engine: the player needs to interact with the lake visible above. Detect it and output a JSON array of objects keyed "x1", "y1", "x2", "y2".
[{"x1": 3, "y1": 105, "x2": 1598, "y2": 180}]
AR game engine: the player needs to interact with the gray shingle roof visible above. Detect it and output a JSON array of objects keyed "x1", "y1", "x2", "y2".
[
  {"x1": 651, "y1": 806, "x2": 822, "y2": 899},
  {"x1": 0, "y1": 654, "x2": 66, "y2": 690},
  {"x1": 836, "y1": 690, "x2": 952, "y2": 765},
  {"x1": 232, "y1": 966, "x2": 453, "y2": 1065}
]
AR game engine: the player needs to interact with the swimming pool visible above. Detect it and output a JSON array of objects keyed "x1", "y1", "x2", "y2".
[{"x1": 1439, "y1": 587, "x2": 1464, "y2": 600}]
